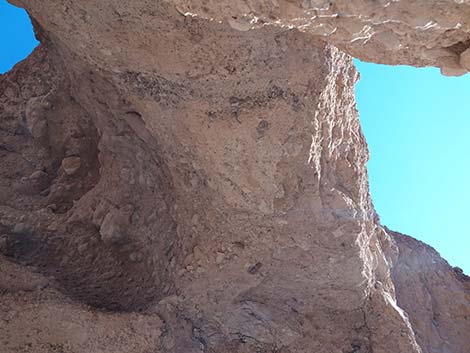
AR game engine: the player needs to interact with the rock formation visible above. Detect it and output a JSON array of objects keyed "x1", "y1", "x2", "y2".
[{"x1": 0, "y1": 1, "x2": 468, "y2": 352}]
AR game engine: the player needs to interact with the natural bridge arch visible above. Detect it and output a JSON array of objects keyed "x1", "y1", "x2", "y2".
[{"x1": 1, "y1": 1, "x2": 468, "y2": 353}]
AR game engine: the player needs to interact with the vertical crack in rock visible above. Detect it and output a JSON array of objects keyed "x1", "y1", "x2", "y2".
[{"x1": 0, "y1": 1, "x2": 469, "y2": 352}]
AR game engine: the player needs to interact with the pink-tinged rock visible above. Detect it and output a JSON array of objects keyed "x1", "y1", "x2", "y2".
[
  {"x1": 61, "y1": 156, "x2": 81, "y2": 176},
  {"x1": 0, "y1": 0, "x2": 468, "y2": 352}
]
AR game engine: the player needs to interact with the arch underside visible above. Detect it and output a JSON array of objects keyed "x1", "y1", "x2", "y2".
[{"x1": 0, "y1": 1, "x2": 469, "y2": 353}]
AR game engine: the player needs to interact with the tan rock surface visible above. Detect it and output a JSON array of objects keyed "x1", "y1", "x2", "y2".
[
  {"x1": 390, "y1": 229, "x2": 470, "y2": 353},
  {"x1": 0, "y1": 1, "x2": 468, "y2": 353},
  {"x1": 170, "y1": 0, "x2": 470, "y2": 76}
]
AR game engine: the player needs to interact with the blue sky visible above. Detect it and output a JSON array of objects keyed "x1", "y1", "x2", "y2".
[
  {"x1": 0, "y1": 1, "x2": 38, "y2": 73},
  {"x1": 1, "y1": 1, "x2": 468, "y2": 274},
  {"x1": 355, "y1": 60, "x2": 470, "y2": 274}
]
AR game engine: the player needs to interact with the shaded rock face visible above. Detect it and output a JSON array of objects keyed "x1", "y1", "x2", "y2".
[
  {"x1": 0, "y1": 45, "x2": 178, "y2": 311},
  {"x1": 389, "y1": 229, "x2": 470, "y2": 353},
  {"x1": 0, "y1": 1, "x2": 468, "y2": 353}
]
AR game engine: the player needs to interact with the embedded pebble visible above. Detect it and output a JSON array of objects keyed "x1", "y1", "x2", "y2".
[{"x1": 61, "y1": 156, "x2": 82, "y2": 175}]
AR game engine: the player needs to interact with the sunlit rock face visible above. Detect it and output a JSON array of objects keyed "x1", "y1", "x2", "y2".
[
  {"x1": 0, "y1": 1, "x2": 468, "y2": 352},
  {"x1": 171, "y1": 0, "x2": 470, "y2": 76}
]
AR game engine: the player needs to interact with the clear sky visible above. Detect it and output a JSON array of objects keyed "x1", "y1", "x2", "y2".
[
  {"x1": 1, "y1": 1, "x2": 468, "y2": 274},
  {"x1": 0, "y1": 1, "x2": 38, "y2": 73},
  {"x1": 355, "y1": 60, "x2": 470, "y2": 274}
]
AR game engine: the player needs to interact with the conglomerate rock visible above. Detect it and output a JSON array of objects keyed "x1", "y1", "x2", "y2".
[
  {"x1": 0, "y1": 1, "x2": 468, "y2": 353},
  {"x1": 171, "y1": 0, "x2": 470, "y2": 76}
]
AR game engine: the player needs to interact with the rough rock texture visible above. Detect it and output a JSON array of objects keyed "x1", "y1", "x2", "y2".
[
  {"x1": 0, "y1": 1, "x2": 469, "y2": 353},
  {"x1": 389, "y1": 229, "x2": 470, "y2": 353},
  {"x1": 171, "y1": 0, "x2": 470, "y2": 76}
]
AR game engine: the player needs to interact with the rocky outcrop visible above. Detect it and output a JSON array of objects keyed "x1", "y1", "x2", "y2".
[
  {"x1": 171, "y1": 0, "x2": 470, "y2": 76},
  {"x1": 0, "y1": 1, "x2": 468, "y2": 352},
  {"x1": 390, "y1": 229, "x2": 470, "y2": 353}
]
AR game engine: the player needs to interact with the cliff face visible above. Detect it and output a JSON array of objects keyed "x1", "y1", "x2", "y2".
[
  {"x1": 390, "y1": 229, "x2": 470, "y2": 353},
  {"x1": 0, "y1": 1, "x2": 468, "y2": 353}
]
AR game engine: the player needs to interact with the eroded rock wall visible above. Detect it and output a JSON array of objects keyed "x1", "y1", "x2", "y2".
[
  {"x1": 171, "y1": 0, "x2": 470, "y2": 76},
  {"x1": 0, "y1": 1, "x2": 468, "y2": 353},
  {"x1": 390, "y1": 229, "x2": 470, "y2": 353}
]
